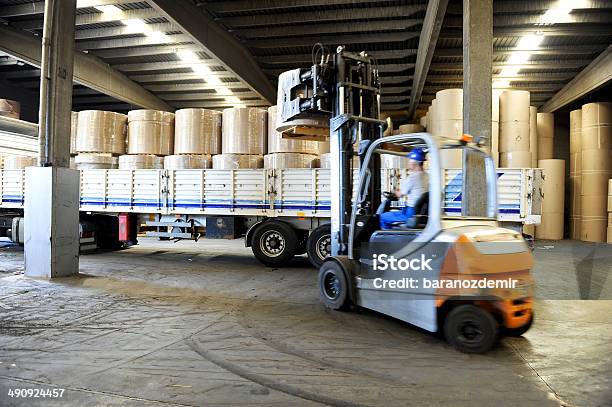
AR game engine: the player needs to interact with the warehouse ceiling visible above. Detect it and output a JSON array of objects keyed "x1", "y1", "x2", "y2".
[{"x1": 0, "y1": 0, "x2": 610, "y2": 118}]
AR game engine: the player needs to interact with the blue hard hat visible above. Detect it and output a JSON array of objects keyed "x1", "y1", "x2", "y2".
[{"x1": 407, "y1": 148, "x2": 426, "y2": 162}]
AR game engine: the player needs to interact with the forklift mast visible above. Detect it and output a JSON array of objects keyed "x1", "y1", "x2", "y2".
[{"x1": 277, "y1": 45, "x2": 385, "y2": 257}]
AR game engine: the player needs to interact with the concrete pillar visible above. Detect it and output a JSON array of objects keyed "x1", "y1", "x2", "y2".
[
  {"x1": 25, "y1": 0, "x2": 79, "y2": 278},
  {"x1": 461, "y1": 0, "x2": 492, "y2": 217}
]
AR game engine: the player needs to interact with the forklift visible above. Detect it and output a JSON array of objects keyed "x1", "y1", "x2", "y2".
[{"x1": 277, "y1": 45, "x2": 535, "y2": 353}]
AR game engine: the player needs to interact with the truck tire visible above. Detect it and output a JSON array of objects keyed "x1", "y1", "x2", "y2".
[
  {"x1": 318, "y1": 260, "x2": 351, "y2": 310},
  {"x1": 443, "y1": 305, "x2": 498, "y2": 353},
  {"x1": 251, "y1": 221, "x2": 298, "y2": 267},
  {"x1": 306, "y1": 225, "x2": 331, "y2": 268}
]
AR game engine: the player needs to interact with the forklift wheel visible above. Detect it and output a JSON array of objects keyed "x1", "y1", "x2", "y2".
[
  {"x1": 306, "y1": 225, "x2": 331, "y2": 268},
  {"x1": 443, "y1": 305, "x2": 498, "y2": 353},
  {"x1": 504, "y1": 313, "x2": 534, "y2": 337},
  {"x1": 318, "y1": 261, "x2": 350, "y2": 311},
  {"x1": 251, "y1": 221, "x2": 298, "y2": 267}
]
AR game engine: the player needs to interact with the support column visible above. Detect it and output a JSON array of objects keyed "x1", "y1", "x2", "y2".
[
  {"x1": 24, "y1": 0, "x2": 79, "y2": 278},
  {"x1": 461, "y1": 0, "x2": 492, "y2": 217}
]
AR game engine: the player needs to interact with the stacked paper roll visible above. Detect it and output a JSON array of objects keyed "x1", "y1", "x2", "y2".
[
  {"x1": 3, "y1": 155, "x2": 35, "y2": 169},
  {"x1": 529, "y1": 107, "x2": 538, "y2": 167},
  {"x1": 419, "y1": 115, "x2": 427, "y2": 129},
  {"x1": 499, "y1": 90, "x2": 530, "y2": 168},
  {"x1": 536, "y1": 112, "x2": 554, "y2": 160},
  {"x1": 433, "y1": 89, "x2": 463, "y2": 140},
  {"x1": 212, "y1": 154, "x2": 263, "y2": 169},
  {"x1": 490, "y1": 90, "x2": 502, "y2": 167},
  {"x1": 127, "y1": 110, "x2": 174, "y2": 156},
  {"x1": 580, "y1": 102, "x2": 612, "y2": 242},
  {"x1": 118, "y1": 154, "x2": 164, "y2": 170},
  {"x1": 222, "y1": 107, "x2": 266, "y2": 155},
  {"x1": 569, "y1": 109, "x2": 582, "y2": 239},
  {"x1": 164, "y1": 154, "x2": 212, "y2": 169},
  {"x1": 0, "y1": 99, "x2": 20, "y2": 119},
  {"x1": 398, "y1": 124, "x2": 424, "y2": 134},
  {"x1": 267, "y1": 106, "x2": 318, "y2": 154},
  {"x1": 317, "y1": 141, "x2": 330, "y2": 154},
  {"x1": 76, "y1": 110, "x2": 128, "y2": 155},
  {"x1": 440, "y1": 149, "x2": 463, "y2": 169},
  {"x1": 70, "y1": 112, "x2": 78, "y2": 155},
  {"x1": 608, "y1": 179, "x2": 612, "y2": 243},
  {"x1": 174, "y1": 109, "x2": 221, "y2": 155},
  {"x1": 320, "y1": 153, "x2": 359, "y2": 169},
  {"x1": 430, "y1": 99, "x2": 438, "y2": 136},
  {"x1": 264, "y1": 153, "x2": 319, "y2": 169},
  {"x1": 536, "y1": 159, "x2": 565, "y2": 240},
  {"x1": 74, "y1": 153, "x2": 116, "y2": 170}
]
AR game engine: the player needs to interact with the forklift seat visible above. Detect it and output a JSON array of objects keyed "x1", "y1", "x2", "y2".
[{"x1": 388, "y1": 192, "x2": 429, "y2": 229}]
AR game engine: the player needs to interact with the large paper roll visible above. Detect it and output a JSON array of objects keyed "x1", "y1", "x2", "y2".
[
  {"x1": 538, "y1": 137, "x2": 554, "y2": 161},
  {"x1": 70, "y1": 112, "x2": 78, "y2": 155},
  {"x1": 440, "y1": 149, "x2": 463, "y2": 168},
  {"x1": 267, "y1": 106, "x2": 319, "y2": 154},
  {"x1": 582, "y1": 102, "x2": 612, "y2": 126},
  {"x1": 529, "y1": 106, "x2": 538, "y2": 167},
  {"x1": 76, "y1": 110, "x2": 128, "y2": 154},
  {"x1": 118, "y1": 154, "x2": 164, "y2": 170},
  {"x1": 569, "y1": 109, "x2": 582, "y2": 153},
  {"x1": 500, "y1": 90, "x2": 530, "y2": 123},
  {"x1": 491, "y1": 121, "x2": 499, "y2": 167},
  {"x1": 492, "y1": 89, "x2": 502, "y2": 122},
  {"x1": 419, "y1": 115, "x2": 427, "y2": 129},
  {"x1": 174, "y1": 109, "x2": 221, "y2": 155},
  {"x1": 500, "y1": 151, "x2": 532, "y2": 168},
  {"x1": 538, "y1": 159, "x2": 565, "y2": 213},
  {"x1": 536, "y1": 112, "x2": 554, "y2": 138},
  {"x1": 75, "y1": 153, "x2": 116, "y2": 170},
  {"x1": 435, "y1": 89, "x2": 462, "y2": 120},
  {"x1": 317, "y1": 141, "x2": 330, "y2": 154},
  {"x1": 127, "y1": 110, "x2": 174, "y2": 156},
  {"x1": 163, "y1": 154, "x2": 212, "y2": 169},
  {"x1": 264, "y1": 153, "x2": 319, "y2": 169},
  {"x1": 581, "y1": 217, "x2": 608, "y2": 243},
  {"x1": 222, "y1": 107, "x2": 267, "y2": 154},
  {"x1": 500, "y1": 121, "x2": 530, "y2": 153},
  {"x1": 398, "y1": 124, "x2": 425, "y2": 134},
  {"x1": 0, "y1": 99, "x2": 20, "y2": 119},
  {"x1": 536, "y1": 211, "x2": 564, "y2": 240},
  {"x1": 212, "y1": 154, "x2": 263, "y2": 169},
  {"x1": 569, "y1": 216, "x2": 581, "y2": 240},
  {"x1": 434, "y1": 119, "x2": 463, "y2": 140},
  {"x1": 581, "y1": 125, "x2": 611, "y2": 150},
  {"x1": 3, "y1": 156, "x2": 35, "y2": 169}
]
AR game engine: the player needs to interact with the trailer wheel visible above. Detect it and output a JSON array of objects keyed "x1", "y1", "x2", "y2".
[
  {"x1": 318, "y1": 260, "x2": 350, "y2": 310},
  {"x1": 504, "y1": 313, "x2": 534, "y2": 337},
  {"x1": 251, "y1": 221, "x2": 298, "y2": 267},
  {"x1": 306, "y1": 225, "x2": 331, "y2": 268},
  {"x1": 443, "y1": 305, "x2": 498, "y2": 353}
]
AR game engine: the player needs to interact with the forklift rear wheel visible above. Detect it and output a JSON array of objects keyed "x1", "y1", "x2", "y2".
[
  {"x1": 251, "y1": 221, "x2": 298, "y2": 267},
  {"x1": 318, "y1": 261, "x2": 350, "y2": 310},
  {"x1": 306, "y1": 225, "x2": 331, "y2": 268},
  {"x1": 443, "y1": 305, "x2": 498, "y2": 353},
  {"x1": 504, "y1": 313, "x2": 534, "y2": 337}
]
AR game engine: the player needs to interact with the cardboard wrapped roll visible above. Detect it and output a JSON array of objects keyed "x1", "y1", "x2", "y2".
[
  {"x1": 570, "y1": 109, "x2": 582, "y2": 153},
  {"x1": 582, "y1": 171, "x2": 612, "y2": 196},
  {"x1": 581, "y1": 125, "x2": 611, "y2": 150},
  {"x1": 163, "y1": 154, "x2": 212, "y2": 169},
  {"x1": 609, "y1": 194, "x2": 612, "y2": 212},
  {"x1": 569, "y1": 151, "x2": 581, "y2": 175},
  {"x1": 70, "y1": 112, "x2": 78, "y2": 155},
  {"x1": 581, "y1": 148, "x2": 611, "y2": 172},
  {"x1": 491, "y1": 121, "x2": 499, "y2": 167},
  {"x1": 222, "y1": 107, "x2": 267, "y2": 154},
  {"x1": 398, "y1": 124, "x2": 425, "y2": 134},
  {"x1": 570, "y1": 176, "x2": 582, "y2": 215},
  {"x1": 582, "y1": 102, "x2": 612, "y2": 126},
  {"x1": 500, "y1": 121, "x2": 530, "y2": 153},
  {"x1": 317, "y1": 141, "x2": 330, "y2": 154},
  {"x1": 174, "y1": 109, "x2": 221, "y2": 155},
  {"x1": 76, "y1": 110, "x2": 128, "y2": 154},
  {"x1": 569, "y1": 216, "x2": 581, "y2": 240},
  {"x1": 419, "y1": 115, "x2": 427, "y2": 129},
  {"x1": 581, "y1": 195, "x2": 608, "y2": 218},
  {"x1": 127, "y1": 110, "x2": 174, "y2": 156},
  {"x1": 536, "y1": 112, "x2": 554, "y2": 138},
  {"x1": 529, "y1": 106, "x2": 538, "y2": 167},
  {"x1": 500, "y1": 151, "x2": 532, "y2": 168},
  {"x1": 381, "y1": 154, "x2": 409, "y2": 169},
  {"x1": 3, "y1": 155, "x2": 35, "y2": 169},
  {"x1": 435, "y1": 89, "x2": 462, "y2": 120},
  {"x1": 608, "y1": 227, "x2": 612, "y2": 243},
  {"x1": 0, "y1": 99, "x2": 20, "y2": 119},
  {"x1": 538, "y1": 159, "x2": 565, "y2": 214},
  {"x1": 492, "y1": 89, "x2": 502, "y2": 122},
  {"x1": 118, "y1": 154, "x2": 164, "y2": 170},
  {"x1": 263, "y1": 153, "x2": 319, "y2": 169},
  {"x1": 500, "y1": 90, "x2": 530, "y2": 123},
  {"x1": 536, "y1": 212, "x2": 564, "y2": 240},
  {"x1": 74, "y1": 153, "x2": 115, "y2": 170},
  {"x1": 212, "y1": 154, "x2": 263, "y2": 169},
  {"x1": 581, "y1": 217, "x2": 608, "y2": 243},
  {"x1": 434, "y1": 119, "x2": 462, "y2": 140},
  {"x1": 538, "y1": 137, "x2": 554, "y2": 161},
  {"x1": 267, "y1": 106, "x2": 319, "y2": 154},
  {"x1": 440, "y1": 149, "x2": 463, "y2": 168},
  {"x1": 431, "y1": 99, "x2": 438, "y2": 136}
]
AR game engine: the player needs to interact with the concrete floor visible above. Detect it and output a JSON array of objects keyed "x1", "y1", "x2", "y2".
[{"x1": 0, "y1": 238, "x2": 610, "y2": 407}]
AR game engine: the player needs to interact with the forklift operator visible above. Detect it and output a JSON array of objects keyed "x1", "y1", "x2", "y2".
[{"x1": 380, "y1": 148, "x2": 428, "y2": 229}]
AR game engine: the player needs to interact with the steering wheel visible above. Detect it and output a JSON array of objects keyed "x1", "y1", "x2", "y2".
[{"x1": 383, "y1": 191, "x2": 396, "y2": 200}]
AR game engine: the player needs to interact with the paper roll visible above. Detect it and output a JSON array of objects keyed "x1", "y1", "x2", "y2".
[
  {"x1": 570, "y1": 109, "x2": 582, "y2": 153},
  {"x1": 435, "y1": 89, "x2": 462, "y2": 120},
  {"x1": 536, "y1": 211, "x2": 564, "y2": 240},
  {"x1": 582, "y1": 172, "x2": 612, "y2": 196},
  {"x1": 419, "y1": 115, "x2": 427, "y2": 129},
  {"x1": 76, "y1": 110, "x2": 128, "y2": 154},
  {"x1": 118, "y1": 154, "x2": 164, "y2": 170},
  {"x1": 127, "y1": 110, "x2": 174, "y2": 156},
  {"x1": 492, "y1": 89, "x2": 502, "y2": 122},
  {"x1": 263, "y1": 153, "x2": 319, "y2": 169},
  {"x1": 491, "y1": 121, "x2": 499, "y2": 167},
  {"x1": 0, "y1": 99, "x2": 20, "y2": 119},
  {"x1": 538, "y1": 159, "x2": 565, "y2": 214},
  {"x1": 538, "y1": 137, "x2": 554, "y2": 161},
  {"x1": 3, "y1": 155, "x2": 36, "y2": 169},
  {"x1": 500, "y1": 121, "x2": 530, "y2": 153},
  {"x1": 536, "y1": 112, "x2": 554, "y2": 139},
  {"x1": 212, "y1": 154, "x2": 263, "y2": 169},
  {"x1": 570, "y1": 176, "x2": 582, "y2": 215},
  {"x1": 582, "y1": 102, "x2": 612, "y2": 126},
  {"x1": 529, "y1": 106, "x2": 538, "y2": 167},
  {"x1": 70, "y1": 112, "x2": 78, "y2": 155},
  {"x1": 581, "y1": 125, "x2": 611, "y2": 150},
  {"x1": 163, "y1": 154, "x2": 212, "y2": 169},
  {"x1": 500, "y1": 90, "x2": 530, "y2": 123},
  {"x1": 581, "y1": 217, "x2": 608, "y2": 243},
  {"x1": 440, "y1": 149, "x2": 463, "y2": 168},
  {"x1": 267, "y1": 106, "x2": 319, "y2": 154},
  {"x1": 434, "y1": 119, "x2": 463, "y2": 140},
  {"x1": 75, "y1": 153, "x2": 116, "y2": 170},
  {"x1": 174, "y1": 109, "x2": 221, "y2": 155},
  {"x1": 222, "y1": 107, "x2": 267, "y2": 154},
  {"x1": 500, "y1": 151, "x2": 532, "y2": 168},
  {"x1": 581, "y1": 148, "x2": 611, "y2": 172},
  {"x1": 398, "y1": 124, "x2": 425, "y2": 134},
  {"x1": 317, "y1": 141, "x2": 330, "y2": 154},
  {"x1": 569, "y1": 216, "x2": 581, "y2": 240}
]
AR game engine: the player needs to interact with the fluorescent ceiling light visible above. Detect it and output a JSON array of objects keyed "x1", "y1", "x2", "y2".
[
  {"x1": 540, "y1": 7, "x2": 573, "y2": 24},
  {"x1": 507, "y1": 51, "x2": 531, "y2": 65},
  {"x1": 145, "y1": 31, "x2": 170, "y2": 43},
  {"x1": 500, "y1": 66, "x2": 521, "y2": 77},
  {"x1": 516, "y1": 34, "x2": 545, "y2": 50},
  {"x1": 225, "y1": 96, "x2": 242, "y2": 104},
  {"x1": 177, "y1": 50, "x2": 200, "y2": 63},
  {"x1": 93, "y1": 5, "x2": 122, "y2": 14},
  {"x1": 123, "y1": 18, "x2": 149, "y2": 34}
]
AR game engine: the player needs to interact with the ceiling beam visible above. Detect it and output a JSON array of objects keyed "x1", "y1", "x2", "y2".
[
  {"x1": 255, "y1": 49, "x2": 417, "y2": 65},
  {"x1": 427, "y1": 72, "x2": 575, "y2": 82},
  {"x1": 160, "y1": 92, "x2": 260, "y2": 102},
  {"x1": 75, "y1": 23, "x2": 177, "y2": 40},
  {"x1": 76, "y1": 34, "x2": 193, "y2": 50},
  {"x1": 437, "y1": 44, "x2": 608, "y2": 57},
  {"x1": 447, "y1": 0, "x2": 612, "y2": 14},
  {"x1": 439, "y1": 25, "x2": 612, "y2": 39},
  {"x1": 408, "y1": 0, "x2": 448, "y2": 118},
  {"x1": 247, "y1": 32, "x2": 420, "y2": 49},
  {"x1": 430, "y1": 60, "x2": 589, "y2": 71},
  {"x1": 542, "y1": 45, "x2": 612, "y2": 112},
  {"x1": 0, "y1": 1, "x2": 139, "y2": 17},
  {"x1": 90, "y1": 44, "x2": 198, "y2": 59},
  {"x1": 0, "y1": 24, "x2": 170, "y2": 110},
  {"x1": 126, "y1": 72, "x2": 239, "y2": 83},
  {"x1": 149, "y1": 0, "x2": 276, "y2": 103},
  {"x1": 206, "y1": 0, "x2": 397, "y2": 13},
  {"x1": 144, "y1": 83, "x2": 254, "y2": 93},
  {"x1": 113, "y1": 61, "x2": 219, "y2": 72},
  {"x1": 14, "y1": 8, "x2": 162, "y2": 30}
]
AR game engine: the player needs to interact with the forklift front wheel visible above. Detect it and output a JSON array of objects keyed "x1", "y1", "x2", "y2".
[
  {"x1": 443, "y1": 305, "x2": 498, "y2": 353},
  {"x1": 318, "y1": 261, "x2": 350, "y2": 311}
]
